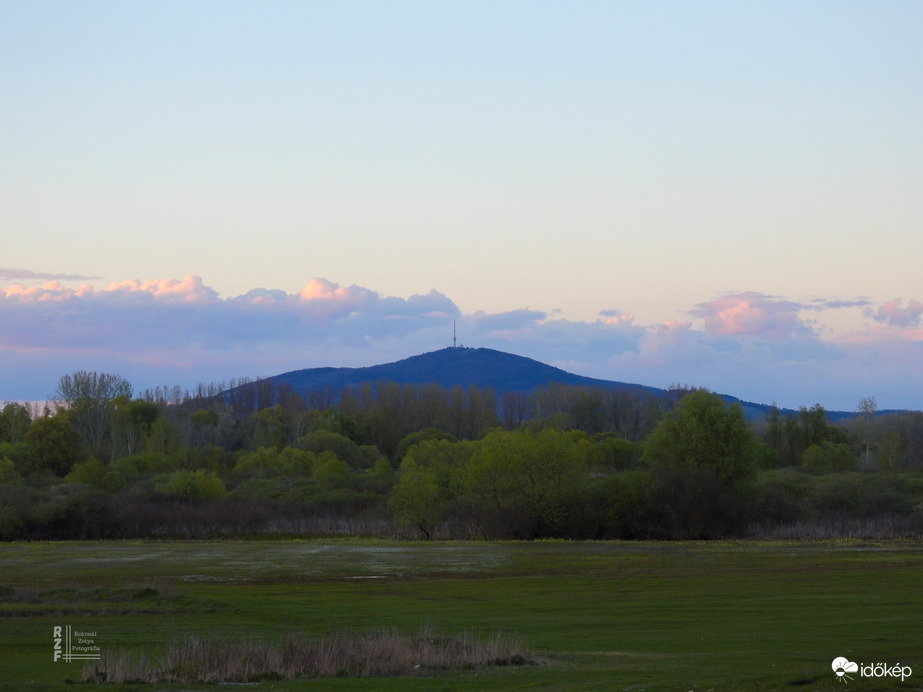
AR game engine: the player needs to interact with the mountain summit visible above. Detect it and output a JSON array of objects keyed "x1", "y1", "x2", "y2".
[{"x1": 269, "y1": 346, "x2": 659, "y2": 399}]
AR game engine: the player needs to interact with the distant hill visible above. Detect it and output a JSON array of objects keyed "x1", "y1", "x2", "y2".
[
  {"x1": 267, "y1": 346, "x2": 659, "y2": 397},
  {"x1": 260, "y1": 346, "x2": 811, "y2": 421}
]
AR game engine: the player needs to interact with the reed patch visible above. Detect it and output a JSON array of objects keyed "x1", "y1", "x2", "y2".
[{"x1": 81, "y1": 625, "x2": 533, "y2": 683}]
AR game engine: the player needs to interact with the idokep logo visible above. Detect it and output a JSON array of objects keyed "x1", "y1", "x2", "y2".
[
  {"x1": 832, "y1": 656, "x2": 912, "y2": 683},
  {"x1": 832, "y1": 657, "x2": 858, "y2": 682}
]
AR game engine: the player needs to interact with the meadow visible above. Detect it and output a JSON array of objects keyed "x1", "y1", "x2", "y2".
[{"x1": 1, "y1": 539, "x2": 921, "y2": 691}]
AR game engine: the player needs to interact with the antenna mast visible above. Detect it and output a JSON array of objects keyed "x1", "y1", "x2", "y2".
[{"x1": 453, "y1": 318, "x2": 457, "y2": 348}]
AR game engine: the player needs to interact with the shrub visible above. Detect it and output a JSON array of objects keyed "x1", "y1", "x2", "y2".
[
  {"x1": 157, "y1": 470, "x2": 227, "y2": 502},
  {"x1": 592, "y1": 435, "x2": 642, "y2": 471},
  {"x1": 801, "y1": 442, "x2": 857, "y2": 474},
  {"x1": 176, "y1": 445, "x2": 233, "y2": 474},
  {"x1": 311, "y1": 453, "x2": 352, "y2": 487},
  {"x1": 590, "y1": 471, "x2": 655, "y2": 539},
  {"x1": 810, "y1": 473, "x2": 915, "y2": 517},
  {"x1": 299, "y1": 431, "x2": 364, "y2": 469},
  {"x1": 111, "y1": 451, "x2": 176, "y2": 476},
  {"x1": 647, "y1": 467, "x2": 750, "y2": 539},
  {"x1": 233, "y1": 446, "x2": 316, "y2": 478},
  {"x1": 0, "y1": 458, "x2": 23, "y2": 485},
  {"x1": 746, "y1": 469, "x2": 809, "y2": 526},
  {"x1": 65, "y1": 459, "x2": 125, "y2": 492},
  {"x1": 28, "y1": 484, "x2": 115, "y2": 539},
  {"x1": 0, "y1": 506, "x2": 26, "y2": 540},
  {"x1": 394, "y1": 428, "x2": 458, "y2": 462}
]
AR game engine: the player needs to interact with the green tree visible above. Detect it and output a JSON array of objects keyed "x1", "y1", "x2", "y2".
[
  {"x1": 762, "y1": 405, "x2": 784, "y2": 465},
  {"x1": 394, "y1": 427, "x2": 457, "y2": 462},
  {"x1": 188, "y1": 408, "x2": 222, "y2": 447},
  {"x1": 456, "y1": 429, "x2": 587, "y2": 538},
  {"x1": 111, "y1": 397, "x2": 159, "y2": 459},
  {"x1": 22, "y1": 414, "x2": 85, "y2": 476},
  {"x1": 65, "y1": 458, "x2": 124, "y2": 491},
  {"x1": 388, "y1": 438, "x2": 468, "y2": 538},
  {"x1": 146, "y1": 416, "x2": 180, "y2": 457},
  {"x1": 643, "y1": 390, "x2": 758, "y2": 485},
  {"x1": 590, "y1": 470, "x2": 654, "y2": 538},
  {"x1": 0, "y1": 458, "x2": 23, "y2": 485},
  {"x1": 299, "y1": 430, "x2": 364, "y2": 469},
  {"x1": 857, "y1": 396, "x2": 877, "y2": 468},
  {"x1": 157, "y1": 470, "x2": 226, "y2": 501},
  {"x1": 311, "y1": 453, "x2": 351, "y2": 487},
  {"x1": 234, "y1": 446, "x2": 316, "y2": 477},
  {"x1": 877, "y1": 432, "x2": 908, "y2": 471},
  {"x1": 797, "y1": 404, "x2": 836, "y2": 451},
  {"x1": 247, "y1": 404, "x2": 289, "y2": 450},
  {"x1": 801, "y1": 442, "x2": 857, "y2": 474},
  {"x1": 389, "y1": 457, "x2": 445, "y2": 539},
  {"x1": 591, "y1": 434, "x2": 642, "y2": 471},
  {"x1": 0, "y1": 403, "x2": 33, "y2": 444}
]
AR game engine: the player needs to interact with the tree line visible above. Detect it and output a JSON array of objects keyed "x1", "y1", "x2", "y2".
[{"x1": 1, "y1": 371, "x2": 922, "y2": 540}]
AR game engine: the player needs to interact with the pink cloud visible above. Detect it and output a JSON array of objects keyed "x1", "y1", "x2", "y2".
[
  {"x1": 104, "y1": 275, "x2": 220, "y2": 304},
  {"x1": 295, "y1": 278, "x2": 377, "y2": 320},
  {"x1": 691, "y1": 292, "x2": 811, "y2": 339},
  {"x1": 600, "y1": 310, "x2": 635, "y2": 326},
  {"x1": 2, "y1": 281, "x2": 82, "y2": 302},
  {"x1": 299, "y1": 278, "x2": 351, "y2": 301},
  {"x1": 868, "y1": 298, "x2": 923, "y2": 328}
]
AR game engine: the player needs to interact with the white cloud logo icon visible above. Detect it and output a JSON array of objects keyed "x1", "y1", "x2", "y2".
[{"x1": 832, "y1": 657, "x2": 859, "y2": 682}]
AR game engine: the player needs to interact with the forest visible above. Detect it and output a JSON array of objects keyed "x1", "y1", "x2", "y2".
[{"x1": 1, "y1": 370, "x2": 922, "y2": 541}]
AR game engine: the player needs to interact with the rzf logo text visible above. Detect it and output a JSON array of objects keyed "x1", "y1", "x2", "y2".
[{"x1": 53, "y1": 625, "x2": 100, "y2": 662}]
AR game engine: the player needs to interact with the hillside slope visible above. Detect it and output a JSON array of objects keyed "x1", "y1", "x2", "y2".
[{"x1": 262, "y1": 347, "x2": 782, "y2": 419}]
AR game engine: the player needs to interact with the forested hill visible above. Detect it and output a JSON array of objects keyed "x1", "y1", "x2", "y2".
[
  {"x1": 262, "y1": 347, "x2": 786, "y2": 420},
  {"x1": 268, "y1": 347, "x2": 652, "y2": 396}
]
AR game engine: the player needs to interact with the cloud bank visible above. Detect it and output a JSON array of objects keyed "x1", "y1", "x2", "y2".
[{"x1": 1, "y1": 275, "x2": 919, "y2": 411}]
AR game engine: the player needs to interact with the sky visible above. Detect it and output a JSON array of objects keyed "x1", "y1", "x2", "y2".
[{"x1": 2, "y1": 1, "x2": 921, "y2": 412}]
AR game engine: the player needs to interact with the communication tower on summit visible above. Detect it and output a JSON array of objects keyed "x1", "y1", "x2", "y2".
[{"x1": 453, "y1": 319, "x2": 457, "y2": 348}]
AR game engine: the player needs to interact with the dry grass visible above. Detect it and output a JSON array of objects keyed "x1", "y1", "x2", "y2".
[
  {"x1": 748, "y1": 513, "x2": 923, "y2": 540},
  {"x1": 82, "y1": 625, "x2": 532, "y2": 683}
]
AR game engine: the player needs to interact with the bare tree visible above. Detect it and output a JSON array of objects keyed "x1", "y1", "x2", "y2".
[
  {"x1": 500, "y1": 391, "x2": 528, "y2": 430},
  {"x1": 857, "y1": 396, "x2": 878, "y2": 469},
  {"x1": 54, "y1": 371, "x2": 132, "y2": 458}
]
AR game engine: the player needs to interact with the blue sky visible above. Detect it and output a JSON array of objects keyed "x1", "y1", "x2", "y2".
[{"x1": 2, "y1": 1, "x2": 921, "y2": 411}]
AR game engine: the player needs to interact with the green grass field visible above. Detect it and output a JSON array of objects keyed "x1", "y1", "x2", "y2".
[{"x1": 1, "y1": 539, "x2": 921, "y2": 691}]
